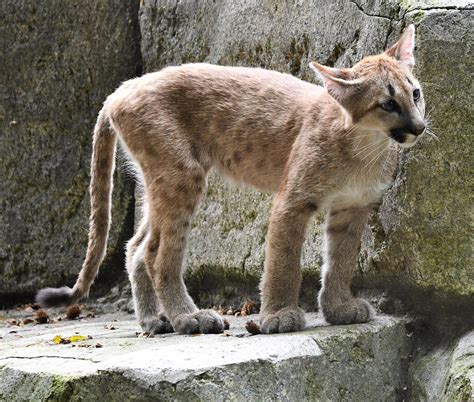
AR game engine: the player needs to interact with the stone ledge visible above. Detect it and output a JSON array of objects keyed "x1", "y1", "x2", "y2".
[{"x1": 1, "y1": 312, "x2": 412, "y2": 401}]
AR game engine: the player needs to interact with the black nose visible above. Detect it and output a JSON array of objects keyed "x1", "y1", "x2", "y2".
[{"x1": 414, "y1": 123, "x2": 425, "y2": 136}]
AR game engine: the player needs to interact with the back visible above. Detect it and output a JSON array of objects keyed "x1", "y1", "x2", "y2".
[{"x1": 154, "y1": 64, "x2": 326, "y2": 189}]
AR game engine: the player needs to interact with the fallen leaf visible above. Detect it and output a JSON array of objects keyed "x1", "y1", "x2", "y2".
[
  {"x1": 35, "y1": 309, "x2": 49, "y2": 324},
  {"x1": 245, "y1": 320, "x2": 261, "y2": 335},
  {"x1": 65, "y1": 305, "x2": 81, "y2": 320},
  {"x1": 52, "y1": 334, "x2": 89, "y2": 344},
  {"x1": 52, "y1": 335, "x2": 70, "y2": 345},
  {"x1": 21, "y1": 318, "x2": 34, "y2": 325},
  {"x1": 241, "y1": 299, "x2": 258, "y2": 316},
  {"x1": 69, "y1": 335, "x2": 88, "y2": 343},
  {"x1": 213, "y1": 305, "x2": 226, "y2": 315}
]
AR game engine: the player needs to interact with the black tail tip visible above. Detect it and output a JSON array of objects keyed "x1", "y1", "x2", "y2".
[{"x1": 36, "y1": 286, "x2": 73, "y2": 308}]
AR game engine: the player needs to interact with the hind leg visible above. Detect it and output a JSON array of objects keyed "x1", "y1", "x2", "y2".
[
  {"x1": 126, "y1": 219, "x2": 173, "y2": 334},
  {"x1": 144, "y1": 165, "x2": 224, "y2": 335}
]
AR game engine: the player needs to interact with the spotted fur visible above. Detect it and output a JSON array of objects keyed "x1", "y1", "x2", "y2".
[{"x1": 37, "y1": 25, "x2": 426, "y2": 334}]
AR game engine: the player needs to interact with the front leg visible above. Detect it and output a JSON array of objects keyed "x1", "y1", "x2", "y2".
[
  {"x1": 319, "y1": 206, "x2": 375, "y2": 325},
  {"x1": 260, "y1": 194, "x2": 315, "y2": 334}
]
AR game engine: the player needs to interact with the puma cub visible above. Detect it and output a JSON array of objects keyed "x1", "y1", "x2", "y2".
[{"x1": 37, "y1": 25, "x2": 426, "y2": 334}]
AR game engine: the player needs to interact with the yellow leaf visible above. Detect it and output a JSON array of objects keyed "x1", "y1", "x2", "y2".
[
  {"x1": 69, "y1": 335, "x2": 88, "y2": 343},
  {"x1": 51, "y1": 334, "x2": 88, "y2": 344},
  {"x1": 52, "y1": 335, "x2": 64, "y2": 344}
]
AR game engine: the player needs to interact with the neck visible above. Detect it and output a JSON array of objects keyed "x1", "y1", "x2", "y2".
[{"x1": 346, "y1": 126, "x2": 391, "y2": 165}]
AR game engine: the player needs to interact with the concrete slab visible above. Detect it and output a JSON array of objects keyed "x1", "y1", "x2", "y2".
[{"x1": 0, "y1": 312, "x2": 412, "y2": 401}]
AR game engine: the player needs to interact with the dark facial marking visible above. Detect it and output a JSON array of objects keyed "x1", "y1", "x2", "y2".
[
  {"x1": 390, "y1": 117, "x2": 421, "y2": 142},
  {"x1": 406, "y1": 77, "x2": 413, "y2": 86},
  {"x1": 388, "y1": 83, "x2": 395, "y2": 97},
  {"x1": 390, "y1": 127, "x2": 406, "y2": 143}
]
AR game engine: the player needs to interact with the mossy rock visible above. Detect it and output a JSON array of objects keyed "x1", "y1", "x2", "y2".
[
  {"x1": 140, "y1": 1, "x2": 473, "y2": 316},
  {"x1": 0, "y1": 0, "x2": 142, "y2": 302}
]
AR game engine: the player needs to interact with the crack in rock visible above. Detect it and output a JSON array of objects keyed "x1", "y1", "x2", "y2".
[
  {"x1": 0, "y1": 355, "x2": 98, "y2": 363},
  {"x1": 349, "y1": 0, "x2": 473, "y2": 23},
  {"x1": 349, "y1": 0, "x2": 403, "y2": 21}
]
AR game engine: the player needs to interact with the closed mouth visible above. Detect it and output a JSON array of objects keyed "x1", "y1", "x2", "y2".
[
  {"x1": 390, "y1": 128, "x2": 418, "y2": 148},
  {"x1": 390, "y1": 129, "x2": 406, "y2": 144}
]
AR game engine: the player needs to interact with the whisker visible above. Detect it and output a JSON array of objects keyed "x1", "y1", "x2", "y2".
[
  {"x1": 360, "y1": 144, "x2": 387, "y2": 163},
  {"x1": 353, "y1": 134, "x2": 386, "y2": 151},
  {"x1": 420, "y1": 81, "x2": 443, "y2": 89},
  {"x1": 355, "y1": 138, "x2": 388, "y2": 160},
  {"x1": 353, "y1": 141, "x2": 383, "y2": 159},
  {"x1": 425, "y1": 129, "x2": 439, "y2": 141},
  {"x1": 353, "y1": 136, "x2": 380, "y2": 153},
  {"x1": 352, "y1": 130, "x2": 383, "y2": 150},
  {"x1": 365, "y1": 142, "x2": 388, "y2": 172},
  {"x1": 353, "y1": 133, "x2": 370, "y2": 150},
  {"x1": 342, "y1": 124, "x2": 359, "y2": 138}
]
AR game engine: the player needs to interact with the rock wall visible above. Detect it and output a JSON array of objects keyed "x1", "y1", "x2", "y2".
[
  {"x1": 140, "y1": 0, "x2": 473, "y2": 317},
  {"x1": 358, "y1": 3, "x2": 474, "y2": 317},
  {"x1": 0, "y1": 0, "x2": 142, "y2": 303},
  {"x1": 1, "y1": 0, "x2": 472, "y2": 321}
]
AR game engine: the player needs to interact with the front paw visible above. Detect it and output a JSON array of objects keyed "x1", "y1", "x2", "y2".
[
  {"x1": 140, "y1": 312, "x2": 174, "y2": 334},
  {"x1": 173, "y1": 309, "x2": 224, "y2": 335},
  {"x1": 321, "y1": 297, "x2": 375, "y2": 325},
  {"x1": 260, "y1": 307, "x2": 306, "y2": 334}
]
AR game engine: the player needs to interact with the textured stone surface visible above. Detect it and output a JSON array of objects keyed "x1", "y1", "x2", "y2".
[
  {"x1": 409, "y1": 330, "x2": 474, "y2": 401},
  {"x1": 359, "y1": 5, "x2": 474, "y2": 305},
  {"x1": 140, "y1": 0, "x2": 474, "y2": 313},
  {"x1": 0, "y1": 312, "x2": 412, "y2": 401},
  {"x1": 0, "y1": 1, "x2": 141, "y2": 302}
]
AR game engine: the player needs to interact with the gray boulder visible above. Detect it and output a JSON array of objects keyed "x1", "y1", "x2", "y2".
[
  {"x1": 409, "y1": 330, "x2": 474, "y2": 401},
  {"x1": 140, "y1": 0, "x2": 397, "y2": 308},
  {"x1": 0, "y1": 0, "x2": 141, "y2": 302},
  {"x1": 140, "y1": 0, "x2": 473, "y2": 316}
]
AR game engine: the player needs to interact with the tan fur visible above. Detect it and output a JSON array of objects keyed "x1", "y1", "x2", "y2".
[{"x1": 37, "y1": 26, "x2": 426, "y2": 334}]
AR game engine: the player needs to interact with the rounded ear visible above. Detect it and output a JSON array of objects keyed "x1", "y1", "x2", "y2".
[
  {"x1": 385, "y1": 24, "x2": 415, "y2": 69},
  {"x1": 309, "y1": 62, "x2": 362, "y2": 100}
]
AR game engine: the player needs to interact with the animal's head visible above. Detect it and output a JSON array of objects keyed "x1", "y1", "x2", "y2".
[{"x1": 310, "y1": 25, "x2": 426, "y2": 148}]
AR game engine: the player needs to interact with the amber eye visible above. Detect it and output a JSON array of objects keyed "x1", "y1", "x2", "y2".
[
  {"x1": 381, "y1": 100, "x2": 399, "y2": 112},
  {"x1": 413, "y1": 89, "x2": 421, "y2": 102}
]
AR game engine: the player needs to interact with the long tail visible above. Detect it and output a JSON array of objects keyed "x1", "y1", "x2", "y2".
[{"x1": 36, "y1": 108, "x2": 117, "y2": 307}]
